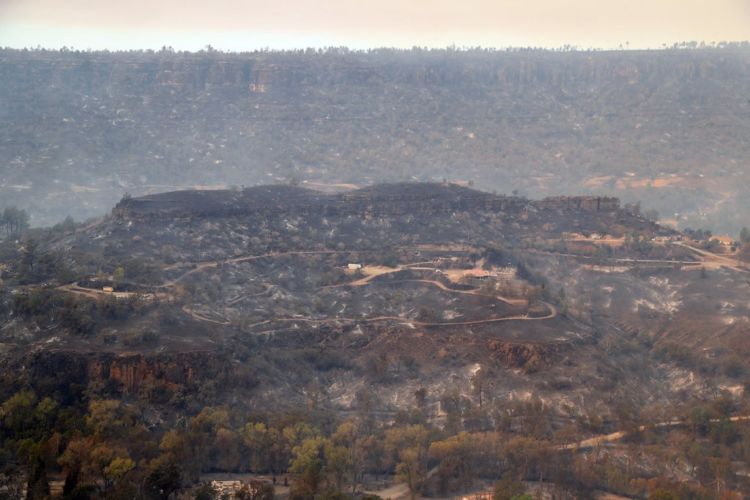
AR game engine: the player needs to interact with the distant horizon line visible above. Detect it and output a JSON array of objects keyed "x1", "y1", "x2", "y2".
[{"x1": 3, "y1": 40, "x2": 750, "y2": 55}]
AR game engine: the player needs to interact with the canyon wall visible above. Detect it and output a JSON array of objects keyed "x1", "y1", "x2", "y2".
[{"x1": 3, "y1": 48, "x2": 750, "y2": 232}]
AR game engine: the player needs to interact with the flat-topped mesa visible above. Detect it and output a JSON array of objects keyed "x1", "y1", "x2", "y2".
[
  {"x1": 112, "y1": 183, "x2": 622, "y2": 221},
  {"x1": 112, "y1": 185, "x2": 323, "y2": 220}
]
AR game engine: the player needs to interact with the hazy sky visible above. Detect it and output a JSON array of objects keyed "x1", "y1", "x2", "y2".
[{"x1": 1, "y1": 0, "x2": 749, "y2": 51}]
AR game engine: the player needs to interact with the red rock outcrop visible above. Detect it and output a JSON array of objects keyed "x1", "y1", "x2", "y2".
[{"x1": 485, "y1": 340, "x2": 568, "y2": 371}]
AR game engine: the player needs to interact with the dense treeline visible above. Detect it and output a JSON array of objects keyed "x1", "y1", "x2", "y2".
[
  {"x1": 0, "y1": 207, "x2": 29, "y2": 239},
  {"x1": 2, "y1": 382, "x2": 750, "y2": 499}
]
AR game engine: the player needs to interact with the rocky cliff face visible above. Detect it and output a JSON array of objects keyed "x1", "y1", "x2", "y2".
[
  {"x1": 87, "y1": 352, "x2": 231, "y2": 394},
  {"x1": 3, "y1": 48, "x2": 747, "y2": 94},
  {"x1": 486, "y1": 339, "x2": 570, "y2": 372},
  {"x1": 19, "y1": 351, "x2": 232, "y2": 396}
]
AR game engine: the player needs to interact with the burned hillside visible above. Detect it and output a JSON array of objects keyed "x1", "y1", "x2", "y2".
[
  {"x1": 96, "y1": 184, "x2": 663, "y2": 264},
  {"x1": 3, "y1": 47, "x2": 750, "y2": 233},
  {"x1": 2, "y1": 182, "x2": 750, "y2": 496},
  {"x1": 0, "y1": 183, "x2": 719, "y2": 416}
]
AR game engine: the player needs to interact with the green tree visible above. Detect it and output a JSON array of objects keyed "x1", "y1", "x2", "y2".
[
  {"x1": 59, "y1": 438, "x2": 94, "y2": 493},
  {"x1": 112, "y1": 266, "x2": 125, "y2": 285},
  {"x1": 1, "y1": 390, "x2": 37, "y2": 436},
  {"x1": 1, "y1": 206, "x2": 30, "y2": 238},
  {"x1": 26, "y1": 454, "x2": 49, "y2": 500},
  {"x1": 330, "y1": 420, "x2": 366, "y2": 494},
  {"x1": 384, "y1": 425, "x2": 431, "y2": 500},
  {"x1": 104, "y1": 456, "x2": 135, "y2": 488},
  {"x1": 144, "y1": 459, "x2": 182, "y2": 500},
  {"x1": 429, "y1": 432, "x2": 475, "y2": 494},
  {"x1": 492, "y1": 472, "x2": 527, "y2": 500},
  {"x1": 324, "y1": 441, "x2": 351, "y2": 493},
  {"x1": 194, "y1": 483, "x2": 218, "y2": 500},
  {"x1": 503, "y1": 436, "x2": 546, "y2": 480},
  {"x1": 395, "y1": 447, "x2": 426, "y2": 500},
  {"x1": 243, "y1": 422, "x2": 274, "y2": 472},
  {"x1": 649, "y1": 490, "x2": 679, "y2": 500},
  {"x1": 214, "y1": 427, "x2": 242, "y2": 471},
  {"x1": 440, "y1": 389, "x2": 463, "y2": 434},
  {"x1": 289, "y1": 437, "x2": 327, "y2": 499},
  {"x1": 644, "y1": 208, "x2": 659, "y2": 222},
  {"x1": 85, "y1": 400, "x2": 138, "y2": 440}
]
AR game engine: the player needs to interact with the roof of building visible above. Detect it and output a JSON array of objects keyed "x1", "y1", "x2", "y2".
[{"x1": 712, "y1": 235, "x2": 735, "y2": 244}]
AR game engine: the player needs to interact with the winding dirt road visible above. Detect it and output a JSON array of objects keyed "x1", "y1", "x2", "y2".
[
  {"x1": 386, "y1": 278, "x2": 529, "y2": 307},
  {"x1": 241, "y1": 300, "x2": 556, "y2": 331},
  {"x1": 672, "y1": 241, "x2": 749, "y2": 273},
  {"x1": 181, "y1": 305, "x2": 231, "y2": 326},
  {"x1": 561, "y1": 415, "x2": 750, "y2": 451},
  {"x1": 531, "y1": 242, "x2": 749, "y2": 275},
  {"x1": 183, "y1": 261, "x2": 556, "y2": 328},
  {"x1": 364, "y1": 415, "x2": 750, "y2": 499},
  {"x1": 55, "y1": 247, "x2": 555, "y2": 327},
  {"x1": 323, "y1": 264, "x2": 529, "y2": 307},
  {"x1": 160, "y1": 250, "x2": 347, "y2": 287}
]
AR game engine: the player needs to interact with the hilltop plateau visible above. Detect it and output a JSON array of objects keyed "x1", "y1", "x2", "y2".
[
  {"x1": 3, "y1": 183, "x2": 750, "y2": 496},
  {"x1": 1, "y1": 183, "x2": 743, "y2": 415}
]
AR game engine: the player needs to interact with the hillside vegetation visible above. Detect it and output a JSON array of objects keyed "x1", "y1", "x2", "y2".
[{"x1": 2, "y1": 183, "x2": 750, "y2": 497}]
